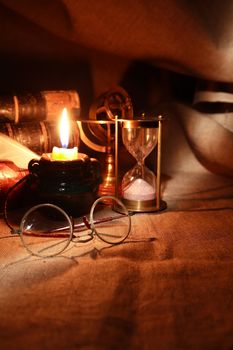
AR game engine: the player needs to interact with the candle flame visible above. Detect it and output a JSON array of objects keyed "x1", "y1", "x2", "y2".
[{"x1": 59, "y1": 108, "x2": 70, "y2": 148}]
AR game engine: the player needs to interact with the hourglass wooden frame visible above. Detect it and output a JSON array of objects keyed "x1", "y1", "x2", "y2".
[{"x1": 114, "y1": 115, "x2": 167, "y2": 212}]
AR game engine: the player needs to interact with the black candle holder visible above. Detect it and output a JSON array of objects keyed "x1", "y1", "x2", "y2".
[{"x1": 28, "y1": 153, "x2": 102, "y2": 216}]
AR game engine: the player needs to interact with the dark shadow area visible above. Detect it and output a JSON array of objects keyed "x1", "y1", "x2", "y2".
[{"x1": 120, "y1": 61, "x2": 196, "y2": 115}]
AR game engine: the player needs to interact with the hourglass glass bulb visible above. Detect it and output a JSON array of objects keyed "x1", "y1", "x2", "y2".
[
  {"x1": 122, "y1": 125, "x2": 157, "y2": 162},
  {"x1": 121, "y1": 122, "x2": 158, "y2": 202}
]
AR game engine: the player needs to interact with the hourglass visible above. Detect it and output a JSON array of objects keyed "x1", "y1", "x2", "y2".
[{"x1": 115, "y1": 116, "x2": 166, "y2": 212}]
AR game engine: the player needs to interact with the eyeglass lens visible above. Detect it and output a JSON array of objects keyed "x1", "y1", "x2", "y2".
[
  {"x1": 90, "y1": 196, "x2": 131, "y2": 244},
  {"x1": 19, "y1": 204, "x2": 73, "y2": 257}
]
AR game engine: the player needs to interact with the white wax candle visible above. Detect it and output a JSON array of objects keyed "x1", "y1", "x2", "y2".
[
  {"x1": 123, "y1": 178, "x2": 155, "y2": 201},
  {"x1": 51, "y1": 146, "x2": 78, "y2": 161}
]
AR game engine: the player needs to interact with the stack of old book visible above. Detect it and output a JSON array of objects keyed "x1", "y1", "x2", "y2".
[{"x1": 0, "y1": 90, "x2": 81, "y2": 155}]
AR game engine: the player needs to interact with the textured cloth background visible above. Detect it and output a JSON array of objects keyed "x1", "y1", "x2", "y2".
[
  {"x1": 2, "y1": 0, "x2": 233, "y2": 95},
  {"x1": 1, "y1": 0, "x2": 233, "y2": 82}
]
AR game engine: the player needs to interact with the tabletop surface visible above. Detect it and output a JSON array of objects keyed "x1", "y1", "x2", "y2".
[{"x1": 1, "y1": 171, "x2": 233, "y2": 350}]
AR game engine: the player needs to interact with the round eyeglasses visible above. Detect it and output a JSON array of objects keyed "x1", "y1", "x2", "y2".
[{"x1": 4, "y1": 195, "x2": 131, "y2": 258}]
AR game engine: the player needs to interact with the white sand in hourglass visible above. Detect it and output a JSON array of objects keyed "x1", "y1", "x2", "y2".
[{"x1": 123, "y1": 178, "x2": 156, "y2": 201}]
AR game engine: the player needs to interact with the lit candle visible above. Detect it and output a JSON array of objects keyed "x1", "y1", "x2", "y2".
[
  {"x1": 52, "y1": 108, "x2": 78, "y2": 161},
  {"x1": 123, "y1": 178, "x2": 155, "y2": 201}
]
